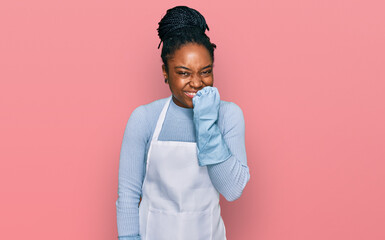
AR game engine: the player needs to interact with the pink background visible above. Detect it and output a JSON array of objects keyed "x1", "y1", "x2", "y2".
[{"x1": 1, "y1": 0, "x2": 384, "y2": 239}]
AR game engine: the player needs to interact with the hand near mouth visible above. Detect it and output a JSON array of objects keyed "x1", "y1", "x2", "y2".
[
  {"x1": 192, "y1": 86, "x2": 220, "y2": 114},
  {"x1": 192, "y1": 87, "x2": 231, "y2": 166}
]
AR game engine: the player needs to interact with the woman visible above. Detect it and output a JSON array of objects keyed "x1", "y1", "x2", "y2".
[{"x1": 116, "y1": 6, "x2": 250, "y2": 240}]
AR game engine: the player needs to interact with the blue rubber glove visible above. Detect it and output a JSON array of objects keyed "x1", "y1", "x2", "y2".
[
  {"x1": 118, "y1": 235, "x2": 141, "y2": 240},
  {"x1": 192, "y1": 86, "x2": 231, "y2": 166}
]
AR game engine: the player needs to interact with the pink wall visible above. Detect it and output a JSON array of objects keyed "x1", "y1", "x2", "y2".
[{"x1": 1, "y1": 0, "x2": 384, "y2": 239}]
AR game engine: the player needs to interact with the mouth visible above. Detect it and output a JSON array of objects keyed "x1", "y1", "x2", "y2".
[{"x1": 184, "y1": 91, "x2": 197, "y2": 98}]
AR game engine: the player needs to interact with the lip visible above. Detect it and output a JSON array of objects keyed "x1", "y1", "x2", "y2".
[{"x1": 184, "y1": 91, "x2": 197, "y2": 98}]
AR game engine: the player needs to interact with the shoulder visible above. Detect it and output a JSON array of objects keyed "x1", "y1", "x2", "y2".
[
  {"x1": 125, "y1": 97, "x2": 169, "y2": 139},
  {"x1": 219, "y1": 100, "x2": 244, "y2": 121},
  {"x1": 130, "y1": 97, "x2": 169, "y2": 120}
]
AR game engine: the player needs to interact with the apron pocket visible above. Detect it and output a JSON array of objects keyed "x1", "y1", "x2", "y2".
[{"x1": 146, "y1": 208, "x2": 212, "y2": 240}]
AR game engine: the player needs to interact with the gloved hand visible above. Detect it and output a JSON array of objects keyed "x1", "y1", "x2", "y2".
[{"x1": 192, "y1": 86, "x2": 231, "y2": 166}]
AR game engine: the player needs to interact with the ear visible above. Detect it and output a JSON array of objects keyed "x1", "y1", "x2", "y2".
[{"x1": 162, "y1": 64, "x2": 168, "y2": 84}]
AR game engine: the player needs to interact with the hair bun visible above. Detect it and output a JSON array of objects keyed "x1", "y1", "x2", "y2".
[{"x1": 157, "y1": 6, "x2": 210, "y2": 48}]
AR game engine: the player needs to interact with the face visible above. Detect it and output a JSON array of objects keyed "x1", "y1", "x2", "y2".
[{"x1": 163, "y1": 43, "x2": 214, "y2": 108}]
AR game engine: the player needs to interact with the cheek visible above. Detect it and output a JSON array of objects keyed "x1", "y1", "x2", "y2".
[
  {"x1": 204, "y1": 77, "x2": 214, "y2": 86},
  {"x1": 169, "y1": 77, "x2": 185, "y2": 90}
]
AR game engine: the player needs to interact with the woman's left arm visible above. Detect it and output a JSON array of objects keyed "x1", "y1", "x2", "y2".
[
  {"x1": 207, "y1": 102, "x2": 250, "y2": 201},
  {"x1": 193, "y1": 87, "x2": 250, "y2": 201}
]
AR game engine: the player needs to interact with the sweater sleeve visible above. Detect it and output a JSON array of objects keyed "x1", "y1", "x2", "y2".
[
  {"x1": 116, "y1": 106, "x2": 148, "y2": 239},
  {"x1": 206, "y1": 102, "x2": 250, "y2": 201}
]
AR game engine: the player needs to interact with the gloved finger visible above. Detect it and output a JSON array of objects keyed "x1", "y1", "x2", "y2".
[
  {"x1": 196, "y1": 86, "x2": 212, "y2": 97},
  {"x1": 210, "y1": 87, "x2": 220, "y2": 105},
  {"x1": 204, "y1": 87, "x2": 220, "y2": 109},
  {"x1": 193, "y1": 87, "x2": 220, "y2": 111},
  {"x1": 193, "y1": 86, "x2": 211, "y2": 108},
  {"x1": 192, "y1": 92, "x2": 201, "y2": 108}
]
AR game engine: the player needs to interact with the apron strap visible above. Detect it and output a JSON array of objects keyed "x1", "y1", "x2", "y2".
[{"x1": 151, "y1": 96, "x2": 172, "y2": 142}]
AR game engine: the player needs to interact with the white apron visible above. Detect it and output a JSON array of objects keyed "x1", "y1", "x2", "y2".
[{"x1": 139, "y1": 97, "x2": 226, "y2": 240}]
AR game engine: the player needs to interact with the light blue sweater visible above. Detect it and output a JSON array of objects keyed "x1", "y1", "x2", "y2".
[{"x1": 116, "y1": 97, "x2": 250, "y2": 239}]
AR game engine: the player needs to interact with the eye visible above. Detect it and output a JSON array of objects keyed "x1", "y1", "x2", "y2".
[
  {"x1": 177, "y1": 71, "x2": 190, "y2": 76},
  {"x1": 201, "y1": 69, "x2": 212, "y2": 76}
]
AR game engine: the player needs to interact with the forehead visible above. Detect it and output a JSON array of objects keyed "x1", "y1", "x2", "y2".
[{"x1": 168, "y1": 43, "x2": 212, "y2": 67}]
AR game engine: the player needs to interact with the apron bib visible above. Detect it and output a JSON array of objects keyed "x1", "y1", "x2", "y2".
[{"x1": 139, "y1": 97, "x2": 226, "y2": 240}]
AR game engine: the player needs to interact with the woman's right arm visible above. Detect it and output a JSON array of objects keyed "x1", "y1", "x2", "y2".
[{"x1": 116, "y1": 106, "x2": 149, "y2": 240}]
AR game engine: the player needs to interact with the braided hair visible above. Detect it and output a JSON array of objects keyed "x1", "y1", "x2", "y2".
[{"x1": 157, "y1": 6, "x2": 216, "y2": 73}]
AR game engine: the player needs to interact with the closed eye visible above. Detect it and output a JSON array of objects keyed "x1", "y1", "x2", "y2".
[
  {"x1": 177, "y1": 72, "x2": 190, "y2": 76},
  {"x1": 201, "y1": 69, "x2": 212, "y2": 76}
]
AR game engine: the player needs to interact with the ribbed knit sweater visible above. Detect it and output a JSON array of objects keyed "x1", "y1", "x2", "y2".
[{"x1": 116, "y1": 97, "x2": 250, "y2": 240}]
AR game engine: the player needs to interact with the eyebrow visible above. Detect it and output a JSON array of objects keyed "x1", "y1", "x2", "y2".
[{"x1": 174, "y1": 64, "x2": 213, "y2": 71}]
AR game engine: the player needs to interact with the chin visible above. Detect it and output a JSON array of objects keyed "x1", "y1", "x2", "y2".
[
  {"x1": 172, "y1": 95, "x2": 193, "y2": 108},
  {"x1": 182, "y1": 101, "x2": 193, "y2": 108},
  {"x1": 185, "y1": 99, "x2": 194, "y2": 108}
]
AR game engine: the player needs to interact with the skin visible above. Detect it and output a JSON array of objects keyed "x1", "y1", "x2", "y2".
[{"x1": 162, "y1": 43, "x2": 214, "y2": 108}]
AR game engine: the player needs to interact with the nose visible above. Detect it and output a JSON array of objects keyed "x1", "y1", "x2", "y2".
[{"x1": 189, "y1": 73, "x2": 203, "y2": 88}]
